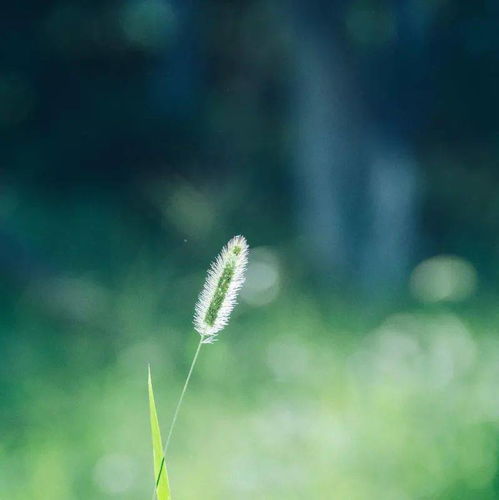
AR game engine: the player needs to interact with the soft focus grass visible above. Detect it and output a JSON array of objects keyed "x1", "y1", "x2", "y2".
[
  {"x1": 0, "y1": 192, "x2": 497, "y2": 499},
  {"x1": 1, "y1": 281, "x2": 498, "y2": 499}
]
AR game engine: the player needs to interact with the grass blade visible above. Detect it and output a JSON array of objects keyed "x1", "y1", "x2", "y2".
[{"x1": 148, "y1": 366, "x2": 171, "y2": 500}]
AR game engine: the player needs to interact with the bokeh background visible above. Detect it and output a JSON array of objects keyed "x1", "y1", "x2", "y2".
[{"x1": 2, "y1": 1, "x2": 499, "y2": 498}]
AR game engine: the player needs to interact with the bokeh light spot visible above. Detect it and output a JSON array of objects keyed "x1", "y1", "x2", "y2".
[
  {"x1": 410, "y1": 255, "x2": 478, "y2": 303},
  {"x1": 93, "y1": 453, "x2": 137, "y2": 494},
  {"x1": 119, "y1": 0, "x2": 176, "y2": 51},
  {"x1": 241, "y1": 247, "x2": 280, "y2": 306}
]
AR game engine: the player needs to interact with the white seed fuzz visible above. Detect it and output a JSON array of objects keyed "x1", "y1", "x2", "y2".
[{"x1": 193, "y1": 235, "x2": 249, "y2": 343}]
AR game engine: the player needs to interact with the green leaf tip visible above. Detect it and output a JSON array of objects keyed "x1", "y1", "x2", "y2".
[{"x1": 148, "y1": 367, "x2": 171, "y2": 500}]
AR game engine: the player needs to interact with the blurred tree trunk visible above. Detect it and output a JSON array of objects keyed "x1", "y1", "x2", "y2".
[{"x1": 291, "y1": 0, "x2": 433, "y2": 298}]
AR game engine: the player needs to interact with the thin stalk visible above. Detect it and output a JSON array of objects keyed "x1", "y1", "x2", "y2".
[{"x1": 152, "y1": 337, "x2": 204, "y2": 499}]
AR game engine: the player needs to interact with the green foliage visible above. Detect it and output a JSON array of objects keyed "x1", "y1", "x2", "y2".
[
  {"x1": 1, "y1": 200, "x2": 498, "y2": 498},
  {"x1": 148, "y1": 367, "x2": 170, "y2": 500}
]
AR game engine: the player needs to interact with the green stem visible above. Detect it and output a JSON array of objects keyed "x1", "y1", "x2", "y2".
[{"x1": 152, "y1": 337, "x2": 204, "y2": 499}]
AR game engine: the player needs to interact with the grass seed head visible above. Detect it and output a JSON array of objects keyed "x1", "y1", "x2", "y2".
[{"x1": 193, "y1": 235, "x2": 249, "y2": 343}]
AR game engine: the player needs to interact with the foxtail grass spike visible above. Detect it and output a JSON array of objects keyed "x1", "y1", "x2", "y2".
[
  {"x1": 193, "y1": 235, "x2": 249, "y2": 343},
  {"x1": 150, "y1": 236, "x2": 249, "y2": 498}
]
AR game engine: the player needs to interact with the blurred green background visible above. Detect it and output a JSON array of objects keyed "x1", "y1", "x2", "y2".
[{"x1": 1, "y1": 1, "x2": 499, "y2": 498}]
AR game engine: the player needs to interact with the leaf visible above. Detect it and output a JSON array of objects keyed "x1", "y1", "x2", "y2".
[{"x1": 148, "y1": 366, "x2": 171, "y2": 500}]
